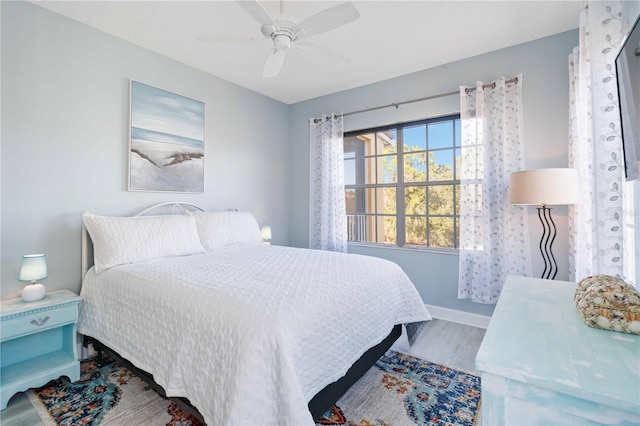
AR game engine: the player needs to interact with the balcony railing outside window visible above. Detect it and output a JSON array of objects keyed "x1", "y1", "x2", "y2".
[{"x1": 347, "y1": 214, "x2": 368, "y2": 242}]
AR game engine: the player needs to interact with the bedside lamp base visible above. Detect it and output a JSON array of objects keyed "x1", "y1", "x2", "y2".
[{"x1": 22, "y1": 283, "x2": 46, "y2": 302}]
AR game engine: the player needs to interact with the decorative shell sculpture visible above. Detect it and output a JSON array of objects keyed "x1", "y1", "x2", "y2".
[{"x1": 574, "y1": 274, "x2": 640, "y2": 335}]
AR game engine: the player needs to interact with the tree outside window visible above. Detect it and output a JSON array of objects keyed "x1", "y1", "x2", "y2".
[{"x1": 344, "y1": 115, "x2": 461, "y2": 249}]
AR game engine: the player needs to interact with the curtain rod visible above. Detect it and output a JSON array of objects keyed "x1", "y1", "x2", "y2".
[{"x1": 342, "y1": 77, "x2": 519, "y2": 118}]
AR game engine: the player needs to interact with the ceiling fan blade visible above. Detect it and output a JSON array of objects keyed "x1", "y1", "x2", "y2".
[
  {"x1": 294, "y1": 41, "x2": 350, "y2": 68},
  {"x1": 263, "y1": 49, "x2": 286, "y2": 78},
  {"x1": 197, "y1": 35, "x2": 268, "y2": 43},
  {"x1": 293, "y1": 2, "x2": 359, "y2": 38},
  {"x1": 236, "y1": 1, "x2": 278, "y2": 29}
]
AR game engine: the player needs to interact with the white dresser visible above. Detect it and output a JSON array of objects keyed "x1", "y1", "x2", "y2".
[{"x1": 476, "y1": 276, "x2": 640, "y2": 425}]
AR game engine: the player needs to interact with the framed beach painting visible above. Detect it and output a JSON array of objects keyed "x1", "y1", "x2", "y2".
[{"x1": 128, "y1": 80, "x2": 205, "y2": 193}]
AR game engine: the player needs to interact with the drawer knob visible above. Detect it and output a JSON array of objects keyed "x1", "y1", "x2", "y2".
[{"x1": 31, "y1": 316, "x2": 50, "y2": 326}]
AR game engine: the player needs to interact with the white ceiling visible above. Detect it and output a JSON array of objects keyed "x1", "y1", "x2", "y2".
[{"x1": 32, "y1": 1, "x2": 583, "y2": 104}]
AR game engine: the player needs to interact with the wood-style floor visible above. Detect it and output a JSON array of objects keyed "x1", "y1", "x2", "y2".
[{"x1": 0, "y1": 319, "x2": 486, "y2": 425}]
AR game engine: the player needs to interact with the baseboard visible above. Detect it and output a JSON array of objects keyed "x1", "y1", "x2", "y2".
[{"x1": 425, "y1": 304, "x2": 491, "y2": 329}]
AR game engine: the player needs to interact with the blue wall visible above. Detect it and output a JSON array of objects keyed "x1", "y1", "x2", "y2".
[
  {"x1": 288, "y1": 30, "x2": 579, "y2": 316},
  {"x1": 1, "y1": 1, "x2": 290, "y2": 298}
]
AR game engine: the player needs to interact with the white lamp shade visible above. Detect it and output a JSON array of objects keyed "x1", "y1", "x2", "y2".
[
  {"x1": 508, "y1": 168, "x2": 579, "y2": 206},
  {"x1": 261, "y1": 226, "x2": 272, "y2": 240},
  {"x1": 19, "y1": 254, "x2": 48, "y2": 282}
]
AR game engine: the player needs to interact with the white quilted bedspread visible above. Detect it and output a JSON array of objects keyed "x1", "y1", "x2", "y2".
[{"x1": 78, "y1": 245, "x2": 431, "y2": 425}]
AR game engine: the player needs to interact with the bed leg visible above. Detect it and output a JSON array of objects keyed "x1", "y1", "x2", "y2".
[
  {"x1": 83, "y1": 335, "x2": 104, "y2": 365},
  {"x1": 80, "y1": 335, "x2": 90, "y2": 360}
]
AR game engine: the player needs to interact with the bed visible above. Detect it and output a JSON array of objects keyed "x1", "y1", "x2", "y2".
[{"x1": 78, "y1": 202, "x2": 431, "y2": 425}]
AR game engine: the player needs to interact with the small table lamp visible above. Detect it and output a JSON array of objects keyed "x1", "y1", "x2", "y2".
[
  {"x1": 508, "y1": 168, "x2": 579, "y2": 280},
  {"x1": 19, "y1": 254, "x2": 48, "y2": 302},
  {"x1": 261, "y1": 226, "x2": 272, "y2": 245}
]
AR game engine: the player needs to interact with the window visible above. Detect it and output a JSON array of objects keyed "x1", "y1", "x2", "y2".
[{"x1": 344, "y1": 115, "x2": 461, "y2": 249}]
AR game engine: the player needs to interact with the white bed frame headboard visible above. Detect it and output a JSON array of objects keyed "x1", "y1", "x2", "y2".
[{"x1": 81, "y1": 202, "x2": 206, "y2": 279}]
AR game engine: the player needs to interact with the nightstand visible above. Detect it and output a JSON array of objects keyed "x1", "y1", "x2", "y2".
[{"x1": 1, "y1": 289, "x2": 81, "y2": 410}]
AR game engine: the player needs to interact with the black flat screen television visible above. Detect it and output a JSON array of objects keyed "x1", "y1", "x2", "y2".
[{"x1": 615, "y1": 15, "x2": 640, "y2": 181}]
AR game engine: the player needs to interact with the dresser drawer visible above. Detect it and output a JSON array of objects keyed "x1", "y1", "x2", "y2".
[{"x1": 1, "y1": 305, "x2": 77, "y2": 341}]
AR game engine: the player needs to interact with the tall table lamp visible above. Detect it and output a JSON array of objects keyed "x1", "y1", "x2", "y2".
[
  {"x1": 19, "y1": 254, "x2": 48, "y2": 302},
  {"x1": 508, "y1": 168, "x2": 579, "y2": 279}
]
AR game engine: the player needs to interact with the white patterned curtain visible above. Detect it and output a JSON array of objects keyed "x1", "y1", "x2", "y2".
[
  {"x1": 568, "y1": 2, "x2": 626, "y2": 281},
  {"x1": 458, "y1": 75, "x2": 531, "y2": 303},
  {"x1": 309, "y1": 113, "x2": 347, "y2": 252}
]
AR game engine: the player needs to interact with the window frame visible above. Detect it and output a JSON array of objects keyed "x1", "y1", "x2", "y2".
[{"x1": 344, "y1": 114, "x2": 461, "y2": 251}]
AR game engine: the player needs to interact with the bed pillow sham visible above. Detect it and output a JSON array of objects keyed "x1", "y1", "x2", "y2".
[
  {"x1": 187, "y1": 210, "x2": 263, "y2": 250},
  {"x1": 82, "y1": 212, "x2": 205, "y2": 273}
]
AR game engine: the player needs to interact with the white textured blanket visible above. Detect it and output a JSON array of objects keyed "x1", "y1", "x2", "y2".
[{"x1": 78, "y1": 245, "x2": 431, "y2": 425}]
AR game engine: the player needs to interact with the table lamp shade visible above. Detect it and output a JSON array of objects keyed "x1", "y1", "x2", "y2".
[
  {"x1": 19, "y1": 254, "x2": 48, "y2": 282},
  {"x1": 261, "y1": 226, "x2": 272, "y2": 241},
  {"x1": 507, "y1": 168, "x2": 579, "y2": 280},
  {"x1": 508, "y1": 168, "x2": 579, "y2": 206}
]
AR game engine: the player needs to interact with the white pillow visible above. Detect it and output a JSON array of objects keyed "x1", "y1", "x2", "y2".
[
  {"x1": 187, "y1": 211, "x2": 263, "y2": 250},
  {"x1": 82, "y1": 212, "x2": 205, "y2": 273}
]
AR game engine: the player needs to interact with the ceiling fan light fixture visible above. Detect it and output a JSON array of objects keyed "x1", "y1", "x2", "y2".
[{"x1": 273, "y1": 34, "x2": 291, "y2": 51}]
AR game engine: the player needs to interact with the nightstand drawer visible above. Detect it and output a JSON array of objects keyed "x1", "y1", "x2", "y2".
[{"x1": 1, "y1": 305, "x2": 77, "y2": 341}]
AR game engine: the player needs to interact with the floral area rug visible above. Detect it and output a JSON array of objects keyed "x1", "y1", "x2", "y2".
[
  {"x1": 28, "y1": 350, "x2": 480, "y2": 426},
  {"x1": 316, "y1": 350, "x2": 481, "y2": 426},
  {"x1": 28, "y1": 356, "x2": 203, "y2": 426}
]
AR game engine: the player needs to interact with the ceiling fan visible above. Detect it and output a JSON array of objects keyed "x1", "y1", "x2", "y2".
[{"x1": 199, "y1": 1, "x2": 360, "y2": 78}]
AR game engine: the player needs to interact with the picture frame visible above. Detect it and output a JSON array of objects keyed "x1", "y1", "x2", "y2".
[{"x1": 128, "y1": 80, "x2": 205, "y2": 193}]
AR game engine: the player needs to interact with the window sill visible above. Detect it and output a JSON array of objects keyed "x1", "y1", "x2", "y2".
[{"x1": 347, "y1": 242, "x2": 459, "y2": 256}]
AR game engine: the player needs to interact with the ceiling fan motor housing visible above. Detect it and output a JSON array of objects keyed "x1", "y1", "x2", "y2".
[
  {"x1": 261, "y1": 25, "x2": 276, "y2": 38},
  {"x1": 261, "y1": 19, "x2": 297, "y2": 51}
]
